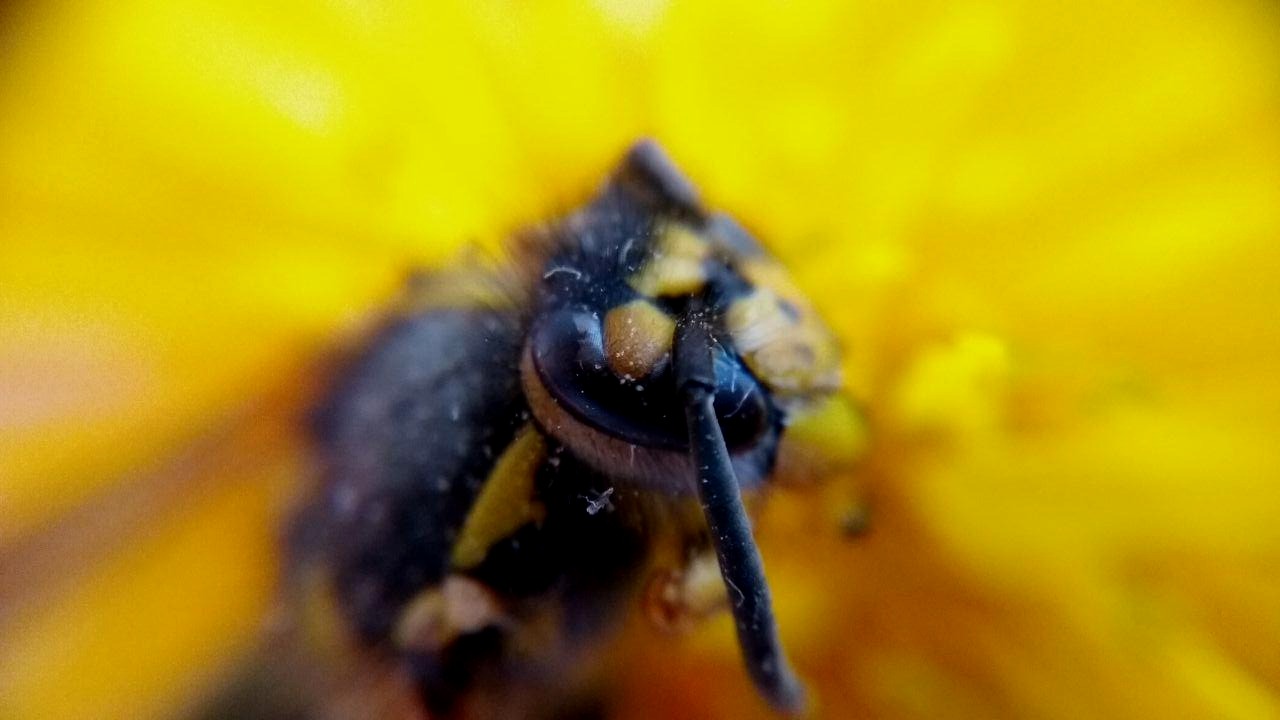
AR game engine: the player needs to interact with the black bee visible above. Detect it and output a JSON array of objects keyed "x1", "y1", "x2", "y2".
[{"x1": 202, "y1": 141, "x2": 857, "y2": 720}]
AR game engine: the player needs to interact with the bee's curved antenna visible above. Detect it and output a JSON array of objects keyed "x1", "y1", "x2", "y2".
[
  {"x1": 616, "y1": 139, "x2": 704, "y2": 219},
  {"x1": 674, "y1": 311, "x2": 807, "y2": 715}
]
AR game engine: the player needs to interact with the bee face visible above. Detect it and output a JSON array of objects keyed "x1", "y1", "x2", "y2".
[
  {"x1": 520, "y1": 278, "x2": 777, "y2": 493},
  {"x1": 520, "y1": 145, "x2": 841, "y2": 495},
  {"x1": 285, "y1": 141, "x2": 850, "y2": 719}
]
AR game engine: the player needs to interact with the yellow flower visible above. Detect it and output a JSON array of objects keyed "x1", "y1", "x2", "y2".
[{"x1": 2, "y1": 0, "x2": 1279, "y2": 718}]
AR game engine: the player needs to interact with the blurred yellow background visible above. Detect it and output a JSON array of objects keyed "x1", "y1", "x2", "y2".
[{"x1": 1, "y1": 0, "x2": 1278, "y2": 718}]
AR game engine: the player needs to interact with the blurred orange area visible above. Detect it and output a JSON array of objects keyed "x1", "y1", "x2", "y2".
[{"x1": 2, "y1": 0, "x2": 1279, "y2": 718}]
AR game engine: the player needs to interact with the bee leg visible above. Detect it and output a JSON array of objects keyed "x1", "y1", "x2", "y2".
[
  {"x1": 394, "y1": 576, "x2": 522, "y2": 718},
  {"x1": 675, "y1": 312, "x2": 807, "y2": 715},
  {"x1": 643, "y1": 552, "x2": 729, "y2": 635},
  {"x1": 394, "y1": 575, "x2": 510, "y2": 655}
]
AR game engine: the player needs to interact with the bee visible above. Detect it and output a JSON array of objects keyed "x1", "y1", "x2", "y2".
[{"x1": 199, "y1": 141, "x2": 863, "y2": 720}]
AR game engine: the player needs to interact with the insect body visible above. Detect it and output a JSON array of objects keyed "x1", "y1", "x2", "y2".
[{"x1": 270, "y1": 141, "x2": 849, "y2": 720}]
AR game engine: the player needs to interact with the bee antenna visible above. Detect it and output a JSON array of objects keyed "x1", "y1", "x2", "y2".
[
  {"x1": 616, "y1": 139, "x2": 704, "y2": 218},
  {"x1": 674, "y1": 310, "x2": 807, "y2": 715}
]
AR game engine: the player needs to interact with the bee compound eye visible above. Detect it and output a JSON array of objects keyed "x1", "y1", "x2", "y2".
[
  {"x1": 520, "y1": 308, "x2": 774, "y2": 483},
  {"x1": 524, "y1": 307, "x2": 687, "y2": 452}
]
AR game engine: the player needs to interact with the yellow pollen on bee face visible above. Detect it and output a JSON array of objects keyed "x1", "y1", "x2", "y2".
[
  {"x1": 604, "y1": 299, "x2": 677, "y2": 378},
  {"x1": 725, "y1": 289, "x2": 841, "y2": 399},
  {"x1": 738, "y1": 258, "x2": 809, "y2": 306},
  {"x1": 628, "y1": 223, "x2": 711, "y2": 297}
]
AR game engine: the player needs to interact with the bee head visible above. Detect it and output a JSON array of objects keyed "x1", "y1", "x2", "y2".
[
  {"x1": 521, "y1": 142, "x2": 840, "y2": 494},
  {"x1": 520, "y1": 296, "x2": 775, "y2": 493}
]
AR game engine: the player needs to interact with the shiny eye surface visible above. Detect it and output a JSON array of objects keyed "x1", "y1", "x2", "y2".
[{"x1": 522, "y1": 306, "x2": 771, "y2": 456}]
